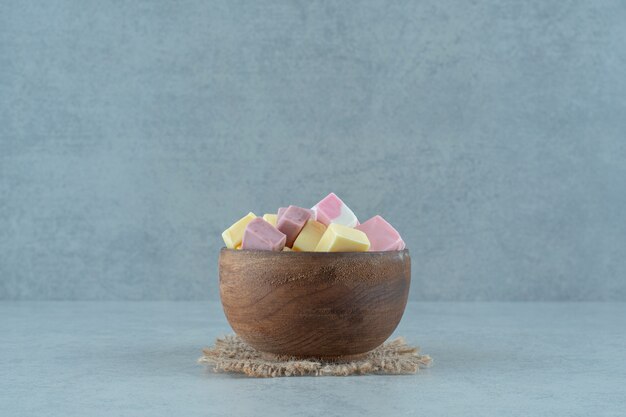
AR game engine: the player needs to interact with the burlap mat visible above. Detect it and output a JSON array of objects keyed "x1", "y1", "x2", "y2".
[{"x1": 199, "y1": 334, "x2": 432, "y2": 377}]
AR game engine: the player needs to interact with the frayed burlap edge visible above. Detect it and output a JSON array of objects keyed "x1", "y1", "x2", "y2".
[{"x1": 198, "y1": 334, "x2": 432, "y2": 377}]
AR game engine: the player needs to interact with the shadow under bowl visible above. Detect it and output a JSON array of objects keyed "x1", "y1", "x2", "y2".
[{"x1": 218, "y1": 248, "x2": 411, "y2": 360}]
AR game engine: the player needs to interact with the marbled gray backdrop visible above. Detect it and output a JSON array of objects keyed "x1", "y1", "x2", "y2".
[{"x1": 1, "y1": 1, "x2": 625, "y2": 301}]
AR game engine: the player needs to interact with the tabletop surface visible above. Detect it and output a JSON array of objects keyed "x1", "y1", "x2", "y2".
[{"x1": 2, "y1": 301, "x2": 625, "y2": 417}]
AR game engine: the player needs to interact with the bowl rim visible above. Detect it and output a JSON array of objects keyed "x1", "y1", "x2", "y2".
[{"x1": 220, "y1": 247, "x2": 409, "y2": 256}]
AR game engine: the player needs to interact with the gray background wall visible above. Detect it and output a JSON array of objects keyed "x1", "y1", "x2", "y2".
[{"x1": 1, "y1": 0, "x2": 625, "y2": 301}]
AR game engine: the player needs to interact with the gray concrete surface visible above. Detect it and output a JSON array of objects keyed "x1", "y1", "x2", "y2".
[{"x1": 1, "y1": 301, "x2": 625, "y2": 416}]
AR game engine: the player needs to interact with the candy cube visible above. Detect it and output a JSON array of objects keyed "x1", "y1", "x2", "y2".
[
  {"x1": 221, "y1": 212, "x2": 256, "y2": 249},
  {"x1": 276, "y1": 205, "x2": 313, "y2": 247},
  {"x1": 292, "y1": 220, "x2": 327, "y2": 252},
  {"x1": 314, "y1": 223, "x2": 370, "y2": 252},
  {"x1": 277, "y1": 206, "x2": 315, "y2": 223},
  {"x1": 355, "y1": 215, "x2": 405, "y2": 251},
  {"x1": 311, "y1": 193, "x2": 358, "y2": 227},
  {"x1": 277, "y1": 207, "x2": 287, "y2": 223},
  {"x1": 241, "y1": 218, "x2": 286, "y2": 251},
  {"x1": 262, "y1": 213, "x2": 278, "y2": 227}
]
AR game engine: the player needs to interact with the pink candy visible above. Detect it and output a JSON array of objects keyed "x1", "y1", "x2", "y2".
[
  {"x1": 241, "y1": 218, "x2": 286, "y2": 251},
  {"x1": 276, "y1": 205, "x2": 313, "y2": 247},
  {"x1": 277, "y1": 206, "x2": 315, "y2": 224},
  {"x1": 312, "y1": 193, "x2": 358, "y2": 227},
  {"x1": 355, "y1": 215, "x2": 405, "y2": 251},
  {"x1": 277, "y1": 207, "x2": 287, "y2": 223}
]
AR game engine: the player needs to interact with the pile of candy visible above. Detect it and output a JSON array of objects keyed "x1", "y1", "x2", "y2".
[{"x1": 221, "y1": 193, "x2": 405, "y2": 252}]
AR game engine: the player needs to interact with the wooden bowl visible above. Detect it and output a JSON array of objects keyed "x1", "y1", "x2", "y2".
[{"x1": 218, "y1": 248, "x2": 411, "y2": 360}]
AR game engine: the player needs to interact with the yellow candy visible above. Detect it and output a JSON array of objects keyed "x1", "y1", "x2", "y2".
[
  {"x1": 314, "y1": 223, "x2": 370, "y2": 252},
  {"x1": 262, "y1": 213, "x2": 278, "y2": 227},
  {"x1": 282, "y1": 246, "x2": 292, "y2": 251},
  {"x1": 221, "y1": 212, "x2": 256, "y2": 249},
  {"x1": 293, "y1": 220, "x2": 326, "y2": 252},
  {"x1": 236, "y1": 244, "x2": 242, "y2": 250}
]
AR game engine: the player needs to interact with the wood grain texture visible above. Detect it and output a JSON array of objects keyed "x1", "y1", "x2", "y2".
[{"x1": 219, "y1": 248, "x2": 411, "y2": 359}]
